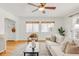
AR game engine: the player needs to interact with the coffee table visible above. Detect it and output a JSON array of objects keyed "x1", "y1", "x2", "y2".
[{"x1": 24, "y1": 42, "x2": 39, "y2": 56}]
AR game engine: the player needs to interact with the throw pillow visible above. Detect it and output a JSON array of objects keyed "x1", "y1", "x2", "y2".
[{"x1": 56, "y1": 35, "x2": 64, "y2": 44}]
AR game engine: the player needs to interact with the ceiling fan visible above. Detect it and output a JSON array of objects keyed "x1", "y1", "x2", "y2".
[{"x1": 28, "y1": 3, "x2": 56, "y2": 14}]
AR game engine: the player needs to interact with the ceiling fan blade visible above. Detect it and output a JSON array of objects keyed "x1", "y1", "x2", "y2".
[
  {"x1": 45, "y1": 7, "x2": 56, "y2": 9},
  {"x1": 32, "y1": 9, "x2": 38, "y2": 13},
  {"x1": 28, "y1": 3, "x2": 39, "y2": 7}
]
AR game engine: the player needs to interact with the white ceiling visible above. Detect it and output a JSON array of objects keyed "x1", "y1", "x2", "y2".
[{"x1": 0, "y1": 3, "x2": 79, "y2": 17}]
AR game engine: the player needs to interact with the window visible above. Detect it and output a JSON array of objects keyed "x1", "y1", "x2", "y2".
[
  {"x1": 26, "y1": 21, "x2": 54, "y2": 33},
  {"x1": 32, "y1": 23, "x2": 39, "y2": 32},
  {"x1": 75, "y1": 30, "x2": 79, "y2": 39},
  {"x1": 41, "y1": 23, "x2": 54, "y2": 32},
  {"x1": 26, "y1": 23, "x2": 32, "y2": 33},
  {"x1": 72, "y1": 17, "x2": 79, "y2": 39},
  {"x1": 26, "y1": 23, "x2": 39, "y2": 33},
  {"x1": 41, "y1": 23, "x2": 49, "y2": 32},
  {"x1": 74, "y1": 24, "x2": 79, "y2": 39}
]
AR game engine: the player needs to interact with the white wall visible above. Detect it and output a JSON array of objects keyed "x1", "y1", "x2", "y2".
[
  {"x1": 16, "y1": 17, "x2": 66, "y2": 40},
  {"x1": 0, "y1": 8, "x2": 18, "y2": 40}
]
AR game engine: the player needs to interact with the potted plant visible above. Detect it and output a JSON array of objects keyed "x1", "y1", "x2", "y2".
[
  {"x1": 58, "y1": 27, "x2": 65, "y2": 36},
  {"x1": 58, "y1": 27, "x2": 65, "y2": 40}
]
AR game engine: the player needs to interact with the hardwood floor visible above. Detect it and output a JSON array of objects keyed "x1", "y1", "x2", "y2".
[
  {"x1": 0, "y1": 40, "x2": 49, "y2": 56},
  {"x1": 0, "y1": 40, "x2": 27, "y2": 56}
]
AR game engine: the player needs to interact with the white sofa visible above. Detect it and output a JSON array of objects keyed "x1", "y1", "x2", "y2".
[{"x1": 45, "y1": 36, "x2": 79, "y2": 56}]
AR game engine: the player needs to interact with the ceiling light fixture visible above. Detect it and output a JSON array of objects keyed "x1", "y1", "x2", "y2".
[{"x1": 39, "y1": 7, "x2": 45, "y2": 11}]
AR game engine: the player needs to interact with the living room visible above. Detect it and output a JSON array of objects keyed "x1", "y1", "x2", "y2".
[{"x1": 0, "y1": 3, "x2": 79, "y2": 56}]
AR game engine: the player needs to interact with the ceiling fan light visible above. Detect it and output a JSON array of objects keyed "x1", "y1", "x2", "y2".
[{"x1": 39, "y1": 7, "x2": 45, "y2": 11}]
